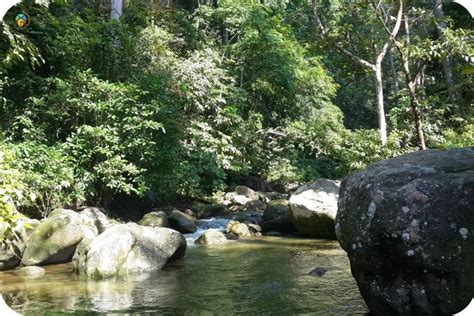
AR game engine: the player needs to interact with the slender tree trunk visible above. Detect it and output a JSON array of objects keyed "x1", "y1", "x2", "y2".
[
  {"x1": 111, "y1": 0, "x2": 123, "y2": 20},
  {"x1": 433, "y1": 0, "x2": 461, "y2": 103},
  {"x1": 396, "y1": 16, "x2": 427, "y2": 150},
  {"x1": 374, "y1": 63, "x2": 387, "y2": 145},
  {"x1": 407, "y1": 82, "x2": 426, "y2": 150},
  {"x1": 401, "y1": 52, "x2": 426, "y2": 149}
]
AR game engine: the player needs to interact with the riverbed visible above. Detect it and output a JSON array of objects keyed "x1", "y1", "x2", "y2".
[{"x1": 0, "y1": 237, "x2": 367, "y2": 315}]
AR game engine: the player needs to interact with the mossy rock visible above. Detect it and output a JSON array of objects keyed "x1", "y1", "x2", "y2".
[
  {"x1": 138, "y1": 211, "x2": 169, "y2": 228},
  {"x1": 21, "y1": 210, "x2": 85, "y2": 266}
]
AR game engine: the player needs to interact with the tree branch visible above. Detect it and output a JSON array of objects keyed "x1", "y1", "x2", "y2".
[
  {"x1": 375, "y1": 0, "x2": 404, "y2": 64},
  {"x1": 312, "y1": 0, "x2": 375, "y2": 70}
]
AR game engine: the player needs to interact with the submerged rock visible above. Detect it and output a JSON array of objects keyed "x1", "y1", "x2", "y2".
[
  {"x1": 336, "y1": 148, "x2": 474, "y2": 315},
  {"x1": 74, "y1": 223, "x2": 186, "y2": 278},
  {"x1": 138, "y1": 211, "x2": 169, "y2": 228},
  {"x1": 195, "y1": 230, "x2": 228, "y2": 245},
  {"x1": 14, "y1": 266, "x2": 45, "y2": 278},
  {"x1": 168, "y1": 210, "x2": 197, "y2": 234},
  {"x1": 308, "y1": 267, "x2": 327, "y2": 277},
  {"x1": 289, "y1": 179, "x2": 340, "y2": 239}
]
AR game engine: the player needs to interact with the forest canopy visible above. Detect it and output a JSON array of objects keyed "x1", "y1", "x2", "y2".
[{"x1": 0, "y1": 0, "x2": 472, "y2": 220}]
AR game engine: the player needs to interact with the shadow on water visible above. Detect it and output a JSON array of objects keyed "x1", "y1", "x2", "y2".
[{"x1": 0, "y1": 237, "x2": 368, "y2": 315}]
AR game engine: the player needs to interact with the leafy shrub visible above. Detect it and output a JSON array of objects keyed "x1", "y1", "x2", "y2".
[
  {"x1": 0, "y1": 146, "x2": 24, "y2": 240},
  {"x1": 7, "y1": 142, "x2": 81, "y2": 218}
]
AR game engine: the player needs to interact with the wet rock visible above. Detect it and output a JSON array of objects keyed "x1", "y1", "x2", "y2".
[
  {"x1": 336, "y1": 148, "x2": 474, "y2": 315},
  {"x1": 225, "y1": 233, "x2": 239, "y2": 240},
  {"x1": 235, "y1": 186, "x2": 259, "y2": 200},
  {"x1": 74, "y1": 223, "x2": 186, "y2": 278},
  {"x1": 261, "y1": 200, "x2": 295, "y2": 234},
  {"x1": 246, "y1": 223, "x2": 262, "y2": 236},
  {"x1": 195, "y1": 230, "x2": 228, "y2": 245},
  {"x1": 258, "y1": 191, "x2": 287, "y2": 203},
  {"x1": 309, "y1": 267, "x2": 327, "y2": 277},
  {"x1": 289, "y1": 179, "x2": 340, "y2": 239},
  {"x1": 226, "y1": 221, "x2": 255, "y2": 238},
  {"x1": 184, "y1": 209, "x2": 196, "y2": 217},
  {"x1": 264, "y1": 231, "x2": 283, "y2": 237},
  {"x1": 263, "y1": 200, "x2": 289, "y2": 220},
  {"x1": 14, "y1": 266, "x2": 45, "y2": 278},
  {"x1": 168, "y1": 210, "x2": 197, "y2": 234},
  {"x1": 196, "y1": 204, "x2": 230, "y2": 219},
  {"x1": 138, "y1": 211, "x2": 169, "y2": 228},
  {"x1": 231, "y1": 195, "x2": 252, "y2": 206},
  {"x1": 244, "y1": 200, "x2": 266, "y2": 212},
  {"x1": 227, "y1": 210, "x2": 263, "y2": 224}
]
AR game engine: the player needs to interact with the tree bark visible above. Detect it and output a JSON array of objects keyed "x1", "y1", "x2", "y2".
[
  {"x1": 394, "y1": 15, "x2": 426, "y2": 150},
  {"x1": 374, "y1": 63, "x2": 387, "y2": 144},
  {"x1": 111, "y1": 0, "x2": 123, "y2": 20},
  {"x1": 432, "y1": 0, "x2": 461, "y2": 104}
]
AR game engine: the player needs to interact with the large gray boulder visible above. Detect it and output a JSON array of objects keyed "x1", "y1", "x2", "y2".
[
  {"x1": 74, "y1": 223, "x2": 186, "y2": 278},
  {"x1": 289, "y1": 179, "x2": 340, "y2": 239},
  {"x1": 78, "y1": 207, "x2": 113, "y2": 234},
  {"x1": 22, "y1": 209, "x2": 110, "y2": 266},
  {"x1": 336, "y1": 148, "x2": 474, "y2": 315},
  {"x1": 168, "y1": 210, "x2": 197, "y2": 233}
]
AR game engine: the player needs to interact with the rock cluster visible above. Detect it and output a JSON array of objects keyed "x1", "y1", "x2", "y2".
[{"x1": 0, "y1": 207, "x2": 187, "y2": 279}]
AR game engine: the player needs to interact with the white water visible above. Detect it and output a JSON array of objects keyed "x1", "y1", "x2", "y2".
[{"x1": 184, "y1": 218, "x2": 230, "y2": 245}]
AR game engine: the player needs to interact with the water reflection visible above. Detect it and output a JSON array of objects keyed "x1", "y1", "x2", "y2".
[{"x1": 0, "y1": 237, "x2": 367, "y2": 315}]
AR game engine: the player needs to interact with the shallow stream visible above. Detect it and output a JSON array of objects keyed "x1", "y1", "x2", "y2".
[{"x1": 0, "y1": 235, "x2": 368, "y2": 315}]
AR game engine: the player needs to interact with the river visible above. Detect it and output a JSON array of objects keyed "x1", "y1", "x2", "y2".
[{"x1": 0, "y1": 220, "x2": 368, "y2": 315}]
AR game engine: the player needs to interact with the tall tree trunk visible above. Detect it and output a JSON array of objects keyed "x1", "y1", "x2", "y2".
[
  {"x1": 395, "y1": 16, "x2": 427, "y2": 150},
  {"x1": 433, "y1": 0, "x2": 461, "y2": 104},
  {"x1": 401, "y1": 52, "x2": 426, "y2": 150},
  {"x1": 111, "y1": 0, "x2": 123, "y2": 20},
  {"x1": 374, "y1": 63, "x2": 388, "y2": 145},
  {"x1": 407, "y1": 81, "x2": 426, "y2": 150}
]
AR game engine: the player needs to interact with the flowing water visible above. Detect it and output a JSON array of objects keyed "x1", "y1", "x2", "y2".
[{"x1": 0, "y1": 220, "x2": 368, "y2": 315}]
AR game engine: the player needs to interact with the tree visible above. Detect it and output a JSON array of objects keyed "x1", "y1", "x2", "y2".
[
  {"x1": 432, "y1": 0, "x2": 461, "y2": 103},
  {"x1": 312, "y1": 0, "x2": 403, "y2": 145},
  {"x1": 388, "y1": 12, "x2": 427, "y2": 150}
]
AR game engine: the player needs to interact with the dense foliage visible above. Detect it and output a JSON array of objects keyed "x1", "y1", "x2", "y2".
[{"x1": 0, "y1": 0, "x2": 472, "y2": 218}]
